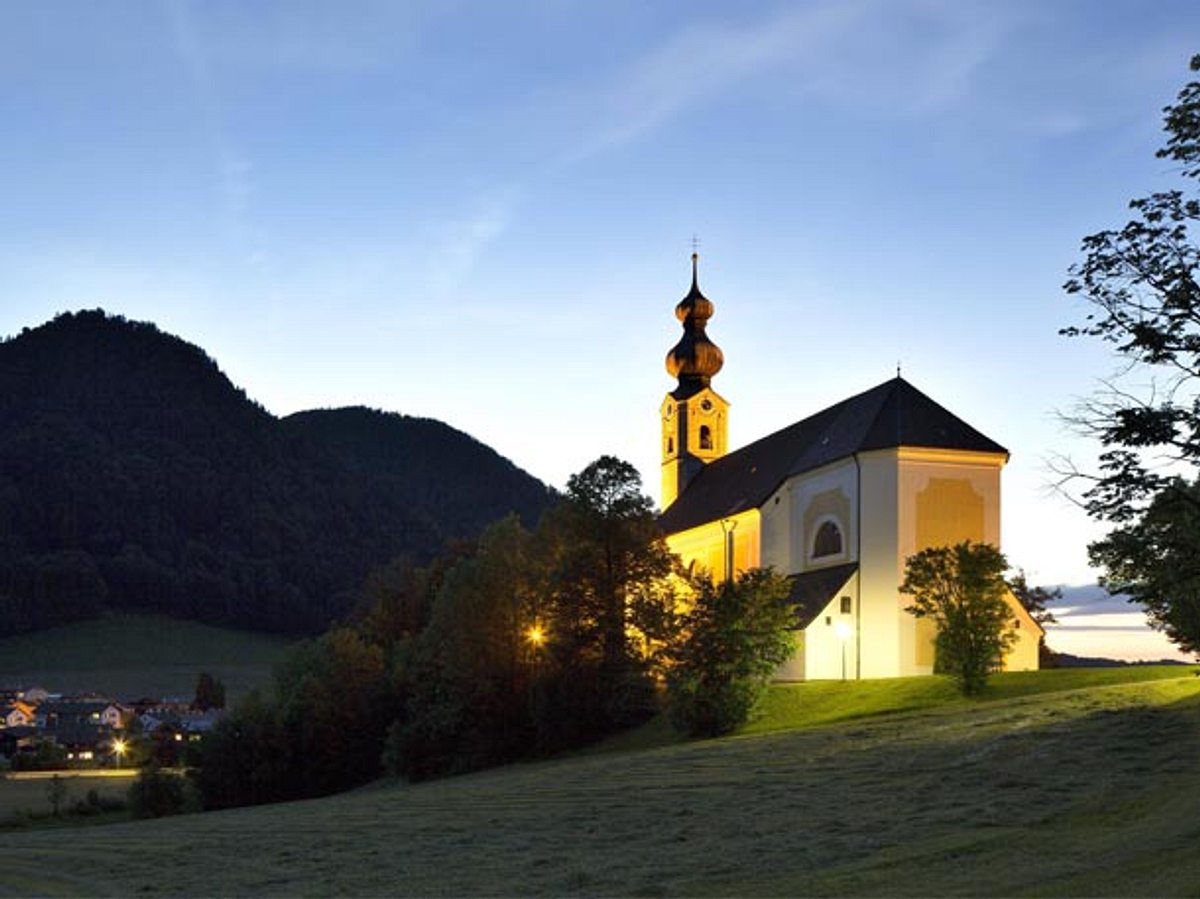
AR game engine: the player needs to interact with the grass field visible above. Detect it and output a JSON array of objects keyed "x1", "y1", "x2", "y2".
[
  {"x1": 0, "y1": 772, "x2": 133, "y2": 825},
  {"x1": 0, "y1": 614, "x2": 292, "y2": 700},
  {"x1": 2, "y1": 667, "x2": 1199, "y2": 896}
]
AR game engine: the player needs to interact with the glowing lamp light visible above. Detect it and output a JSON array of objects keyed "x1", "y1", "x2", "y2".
[
  {"x1": 113, "y1": 738, "x2": 127, "y2": 756},
  {"x1": 527, "y1": 625, "x2": 546, "y2": 647},
  {"x1": 834, "y1": 620, "x2": 853, "y2": 641}
]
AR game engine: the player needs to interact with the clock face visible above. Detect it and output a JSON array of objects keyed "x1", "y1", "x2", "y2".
[{"x1": 699, "y1": 398, "x2": 713, "y2": 412}]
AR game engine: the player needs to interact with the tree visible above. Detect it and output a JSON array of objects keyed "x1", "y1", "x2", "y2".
[
  {"x1": 543, "y1": 456, "x2": 678, "y2": 726},
  {"x1": 46, "y1": 774, "x2": 67, "y2": 817},
  {"x1": 192, "y1": 671, "x2": 226, "y2": 711},
  {"x1": 1008, "y1": 569, "x2": 1060, "y2": 667},
  {"x1": 1089, "y1": 478, "x2": 1200, "y2": 655},
  {"x1": 128, "y1": 764, "x2": 196, "y2": 818},
  {"x1": 666, "y1": 568, "x2": 795, "y2": 737},
  {"x1": 901, "y1": 542, "x2": 1016, "y2": 695},
  {"x1": 396, "y1": 515, "x2": 540, "y2": 779},
  {"x1": 1061, "y1": 54, "x2": 1200, "y2": 652}
]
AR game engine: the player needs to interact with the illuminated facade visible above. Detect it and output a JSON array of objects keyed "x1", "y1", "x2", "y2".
[{"x1": 658, "y1": 257, "x2": 1041, "y2": 680}]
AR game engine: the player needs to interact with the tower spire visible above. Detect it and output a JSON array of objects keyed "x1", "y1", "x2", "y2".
[{"x1": 666, "y1": 254, "x2": 723, "y2": 399}]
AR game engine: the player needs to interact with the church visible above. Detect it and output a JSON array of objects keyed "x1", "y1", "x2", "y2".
[{"x1": 657, "y1": 256, "x2": 1042, "y2": 680}]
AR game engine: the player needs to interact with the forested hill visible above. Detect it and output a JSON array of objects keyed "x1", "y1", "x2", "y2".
[{"x1": 0, "y1": 310, "x2": 555, "y2": 636}]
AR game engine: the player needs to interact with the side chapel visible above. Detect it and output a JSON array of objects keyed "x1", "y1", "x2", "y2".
[{"x1": 657, "y1": 255, "x2": 1042, "y2": 680}]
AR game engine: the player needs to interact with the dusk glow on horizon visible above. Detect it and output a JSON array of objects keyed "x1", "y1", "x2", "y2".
[{"x1": 4, "y1": 1, "x2": 1199, "y2": 660}]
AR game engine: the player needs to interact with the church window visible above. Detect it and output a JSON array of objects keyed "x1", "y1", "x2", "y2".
[
  {"x1": 812, "y1": 520, "x2": 843, "y2": 558},
  {"x1": 840, "y1": 595, "x2": 852, "y2": 614},
  {"x1": 667, "y1": 437, "x2": 674, "y2": 453},
  {"x1": 699, "y1": 425, "x2": 713, "y2": 450}
]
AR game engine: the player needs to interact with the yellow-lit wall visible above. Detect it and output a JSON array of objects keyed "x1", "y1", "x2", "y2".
[
  {"x1": 892, "y1": 447, "x2": 1009, "y2": 676},
  {"x1": 1003, "y1": 588, "x2": 1043, "y2": 671},
  {"x1": 660, "y1": 388, "x2": 729, "y2": 509},
  {"x1": 665, "y1": 509, "x2": 761, "y2": 583}
]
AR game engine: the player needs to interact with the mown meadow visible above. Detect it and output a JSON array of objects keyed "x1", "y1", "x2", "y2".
[
  {"x1": 2, "y1": 667, "x2": 1198, "y2": 896},
  {"x1": 0, "y1": 614, "x2": 292, "y2": 700}
]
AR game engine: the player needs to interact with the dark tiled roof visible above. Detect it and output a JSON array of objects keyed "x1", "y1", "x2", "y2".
[
  {"x1": 659, "y1": 377, "x2": 1007, "y2": 534},
  {"x1": 787, "y1": 563, "x2": 858, "y2": 629}
]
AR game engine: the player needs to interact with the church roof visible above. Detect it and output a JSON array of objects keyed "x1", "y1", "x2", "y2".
[
  {"x1": 786, "y1": 562, "x2": 859, "y2": 629},
  {"x1": 658, "y1": 377, "x2": 1007, "y2": 534}
]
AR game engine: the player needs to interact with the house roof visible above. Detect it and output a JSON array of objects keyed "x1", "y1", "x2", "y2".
[
  {"x1": 659, "y1": 377, "x2": 1007, "y2": 534},
  {"x1": 786, "y1": 563, "x2": 858, "y2": 629}
]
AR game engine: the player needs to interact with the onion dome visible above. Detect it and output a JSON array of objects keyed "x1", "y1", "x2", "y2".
[{"x1": 666, "y1": 253, "x2": 724, "y2": 395}]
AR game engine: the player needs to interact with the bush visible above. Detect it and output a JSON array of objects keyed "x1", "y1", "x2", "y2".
[
  {"x1": 128, "y1": 765, "x2": 197, "y2": 818},
  {"x1": 667, "y1": 569, "x2": 795, "y2": 737}
]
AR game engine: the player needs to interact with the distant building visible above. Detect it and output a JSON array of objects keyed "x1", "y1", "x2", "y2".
[
  {"x1": 1, "y1": 701, "x2": 36, "y2": 728},
  {"x1": 657, "y1": 256, "x2": 1042, "y2": 680}
]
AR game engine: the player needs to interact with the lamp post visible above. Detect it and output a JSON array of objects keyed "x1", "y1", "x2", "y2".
[
  {"x1": 834, "y1": 621, "x2": 852, "y2": 682},
  {"x1": 112, "y1": 737, "x2": 127, "y2": 769}
]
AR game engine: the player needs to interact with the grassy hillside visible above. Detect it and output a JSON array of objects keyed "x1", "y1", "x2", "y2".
[
  {"x1": 3, "y1": 669, "x2": 1200, "y2": 896},
  {"x1": 0, "y1": 614, "x2": 291, "y2": 699}
]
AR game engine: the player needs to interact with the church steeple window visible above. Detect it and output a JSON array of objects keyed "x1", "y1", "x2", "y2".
[{"x1": 699, "y1": 425, "x2": 712, "y2": 450}]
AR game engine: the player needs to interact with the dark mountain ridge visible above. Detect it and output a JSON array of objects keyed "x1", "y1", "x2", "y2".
[{"x1": 0, "y1": 310, "x2": 554, "y2": 635}]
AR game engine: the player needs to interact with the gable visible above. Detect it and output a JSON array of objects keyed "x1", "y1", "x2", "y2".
[{"x1": 786, "y1": 562, "x2": 858, "y2": 629}]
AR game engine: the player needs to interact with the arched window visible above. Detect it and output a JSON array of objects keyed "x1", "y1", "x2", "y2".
[
  {"x1": 812, "y1": 520, "x2": 843, "y2": 558},
  {"x1": 667, "y1": 437, "x2": 674, "y2": 454},
  {"x1": 699, "y1": 425, "x2": 713, "y2": 450}
]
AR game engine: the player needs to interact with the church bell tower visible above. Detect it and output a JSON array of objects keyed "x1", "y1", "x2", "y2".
[{"x1": 661, "y1": 253, "x2": 729, "y2": 509}]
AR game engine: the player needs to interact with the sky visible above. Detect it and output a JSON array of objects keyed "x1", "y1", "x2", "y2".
[{"x1": 2, "y1": 1, "x2": 1197, "y2": 660}]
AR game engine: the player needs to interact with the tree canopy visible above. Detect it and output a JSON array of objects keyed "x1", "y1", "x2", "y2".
[
  {"x1": 1061, "y1": 54, "x2": 1200, "y2": 654},
  {"x1": 666, "y1": 567, "x2": 795, "y2": 737},
  {"x1": 901, "y1": 542, "x2": 1016, "y2": 695},
  {"x1": 0, "y1": 310, "x2": 553, "y2": 636}
]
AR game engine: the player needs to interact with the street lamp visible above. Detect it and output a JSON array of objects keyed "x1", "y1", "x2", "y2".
[
  {"x1": 112, "y1": 738, "x2": 127, "y2": 769},
  {"x1": 834, "y1": 621, "x2": 853, "y2": 682}
]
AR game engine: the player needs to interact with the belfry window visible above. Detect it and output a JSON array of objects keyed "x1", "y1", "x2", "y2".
[
  {"x1": 812, "y1": 520, "x2": 843, "y2": 558},
  {"x1": 699, "y1": 425, "x2": 713, "y2": 450},
  {"x1": 667, "y1": 437, "x2": 674, "y2": 453}
]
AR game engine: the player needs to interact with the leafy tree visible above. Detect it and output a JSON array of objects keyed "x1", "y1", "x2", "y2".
[
  {"x1": 46, "y1": 774, "x2": 67, "y2": 817},
  {"x1": 1060, "y1": 54, "x2": 1200, "y2": 653},
  {"x1": 666, "y1": 568, "x2": 795, "y2": 737},
  {"x1": 543, "y1": 456, "x2": 678, "y2": 726},
  {"x1": 128, "y1": 764, "x2": 196, "y2": 818},
  {"x1": 195, "y1": 691, "x2": 292, "y2": 810},
  {"x1": 901, "y1": 542, "x2": 1017, "y2": 695},
  {"x1": 1007, "y1": 570, "x2": 1059, "y2": 627},
  {"x1": 396, "y1": 516, "x2": 539, "y2": 779},
  {"x1": 1089, "y1": 478, "x2": 1200, "y2": 655},
  {"x1": 192, "y1": 671, "x2": 226, "y2": 711}
]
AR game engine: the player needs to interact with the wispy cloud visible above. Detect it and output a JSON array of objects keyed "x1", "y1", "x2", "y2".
[
  {"x1": 556, "y1": 0, "x2": 1016, "y2": 164},
  {"x1": 422, "y1": 189, "x2": 520, "y2": 296}
]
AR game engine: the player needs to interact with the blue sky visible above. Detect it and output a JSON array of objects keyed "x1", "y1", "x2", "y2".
[{"x1": 3, "y1": 1, "x2": 1197, "y2": 658}]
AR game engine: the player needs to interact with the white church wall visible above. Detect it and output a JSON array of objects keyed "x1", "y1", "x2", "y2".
[
  {"x1": 857, "y1": 450, "x2": 903, "y2": 678},
  {"x1": 787, "y1": 459, "x2": 859, "y2": 576},
  {"x1": 801, "y1": 572, "x2": 860, "y2": 681},
  {"x1": 758, "y1": 484, "x2": 791, "y2": 573}
]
